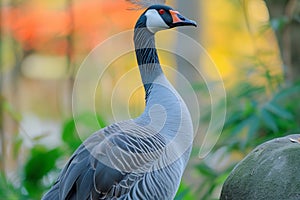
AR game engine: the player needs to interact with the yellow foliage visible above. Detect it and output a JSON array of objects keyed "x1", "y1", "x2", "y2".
[{"x1": 202, "y1": 0, "x2": 282, "y2": 87}]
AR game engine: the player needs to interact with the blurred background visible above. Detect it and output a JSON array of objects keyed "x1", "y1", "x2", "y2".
[{"x1": 0, "y1": 0, "x2": 300, "y2": 199}]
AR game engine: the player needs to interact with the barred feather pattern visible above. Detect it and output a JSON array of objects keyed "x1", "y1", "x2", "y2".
[
  {"x1": 126, "y1": 0, "x2": 166, "y2": 9},
  {"x1": 42, "y1": 119, "x2": 191, "y2": 199},
  {"x1": 42, "y1": 7, "x2": 193, "y2": 200}
]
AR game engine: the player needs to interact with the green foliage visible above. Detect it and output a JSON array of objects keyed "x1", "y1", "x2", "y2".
[
  {"x1": 176, "y1": 4, "x2": 300, "y2": 195},
  {"x1": 194, "y1": 163, "x2": 225, "y2": 199},
  {"x1": 62, "y1": 112, "x2": 107, "y2": 152},
  {"x1": 223, "y1": 82, "x2": 300, "y2": 148},
  {"x1": 0, "y1": 112, "x2": 106, "y2": 199},
  {"x1": 23, "y1": 145, "x2": 61, "y2": 199},
  {"x1": 176, "y1": 79, "x2": 300, "y2": 199},
  {"x1": 175, "y1": 182, "x2": 195, "y2": 200},
  {"x1": 0, "y1": 173, "x2": 23, "y2": 200},
  {"x1": 62, "y1": 118, "x2": 82, "y2": 152},
  {"x1": 3, "y1": 0, "x2": 298, "y2": 200},
  {"x1": 3, "y1": 100, "x2": 22, "y2": 122}
]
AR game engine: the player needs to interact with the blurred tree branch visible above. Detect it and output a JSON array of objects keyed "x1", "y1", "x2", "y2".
[
  {"x1": 265, "y1": 0, "x2": 300, "y2": 83},
  {"x1": 0, "y1": 0, "x2": 29, "y2": 175},
  {"x1": 0, "y1": 0, "x2": 4, "y2": 173},
  {"x1": 65, "y1": 0, "x2": 75, "y2": 115}
]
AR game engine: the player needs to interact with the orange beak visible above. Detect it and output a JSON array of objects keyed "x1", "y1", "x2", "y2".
[
  {"x1": 170, "y1": 10, "x2": 182, "y2": 23},
  {"x1": 169, "y1": 10, "x2": 197, "y2": 27}
]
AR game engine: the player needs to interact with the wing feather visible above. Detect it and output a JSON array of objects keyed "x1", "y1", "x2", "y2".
[{"x1": 43, "y1": 121, "x2": 166, "y2": 199}]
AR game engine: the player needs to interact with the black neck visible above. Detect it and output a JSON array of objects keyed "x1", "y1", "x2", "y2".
[{"x1": 134, "y1": 17, "x2": 163, "y2": 87}]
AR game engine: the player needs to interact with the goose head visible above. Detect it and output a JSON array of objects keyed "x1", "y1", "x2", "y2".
[{"x1": 136, "y1": 5, "x2": 197, "y2": 33}]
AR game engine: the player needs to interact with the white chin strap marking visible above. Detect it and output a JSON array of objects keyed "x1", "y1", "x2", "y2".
[{"x1": 145, "y1": 9, "x2": 169, "y2": 33}]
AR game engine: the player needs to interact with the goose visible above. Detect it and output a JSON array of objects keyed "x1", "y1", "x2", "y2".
[{"x1": 42, "y1": 1, "x2": 197, "y2": 199}]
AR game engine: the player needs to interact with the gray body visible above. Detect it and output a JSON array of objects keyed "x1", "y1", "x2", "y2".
[{"x1": 42, "y1": 4, "x2": 195, "y2": 200}]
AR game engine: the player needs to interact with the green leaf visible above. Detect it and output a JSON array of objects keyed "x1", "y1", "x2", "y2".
[
  {"x1": 3, "y1": 101, "x2": 22, "y2": 122},
  {"x1": 265, "y1": 103, "x2": 293, "y2": 120},
  {"x1": 247, "y1": 115, "x2": 260, "y2": 139},
  {"x1": 24, "y1": 145, "x2": 61, "y2": 183},
  {"x1": 62, "y1": 118, "x2": 82, "y2": 152},
  {"x1": 32, "y1": 133, "x2": 50, "y2": 141},
  {"x1": 228, "y1": 116, "x2": 255, "y2": 138},
  {"x1": 273, "y1": 84, "x2": 300, "y2": 102},
  {"x1": 0, "y1": 173, "x2": 23, "y2": 199},
  {"x1": 215, "y1": 171, "x2": 231, "y2": 185},
  {"x1": 12, "y1": 136, "x2": 23, "y2": 159},
  {"x1": 224, "y1": 111, "x2": 243, "y2": 129},
  {"x1": 241, "y1": 115, "x2": 260, "y2": 149},
  {"x1": 96, "y1": 114, "x2": 107, "y2": 128},
  {"x1": 235, "y1": 83, "x2": 265, "y2": 98},
  {"x1": 174, "y1": 182, "x2": 195, "y2": 200},
  {"x1": 24, "y1": 145, "x2": 61, "y2": 198},
  {"x1": 195, "y1": 163, "x2": 217, "y2": 177},
  {"x1": 260, "y1": 109, "x2": 278, "y2": 132},
  {"x1": 243, "y1": 100, "x2": 257, "y2": 117}
]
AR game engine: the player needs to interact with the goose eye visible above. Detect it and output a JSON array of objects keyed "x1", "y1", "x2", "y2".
[{"x1": 158, "y1": 9, "x2": 165, "y2": 15}]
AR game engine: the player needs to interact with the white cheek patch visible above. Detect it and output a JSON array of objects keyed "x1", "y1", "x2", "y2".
[{"x1": 145, "y1": 9, "x2": 169, "y2": 33}]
